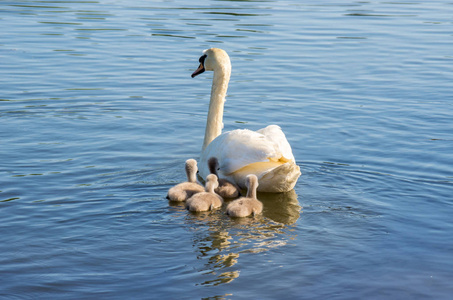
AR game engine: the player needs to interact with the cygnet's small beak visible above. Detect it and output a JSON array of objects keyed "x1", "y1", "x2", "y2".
[{"x1": 191, "y1": 63, "x2": 205, "y2": 78}]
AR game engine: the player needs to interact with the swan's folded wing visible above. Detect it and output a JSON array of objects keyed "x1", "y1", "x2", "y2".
[
  {"x1": 256, "y1": 125, "x2": 295, "y2": 162},
  {"x1": 202, "y1": 128, "x2": 292, "y2": 175}
]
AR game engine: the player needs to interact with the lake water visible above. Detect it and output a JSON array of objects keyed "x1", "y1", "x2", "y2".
[{"x1": 1, "y1": 0, "x2": 453, "y2": 299}]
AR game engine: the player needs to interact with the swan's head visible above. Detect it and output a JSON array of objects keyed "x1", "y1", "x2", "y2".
[{"x1": 191, "y1": 48, "x2": 231, "y2": 78}]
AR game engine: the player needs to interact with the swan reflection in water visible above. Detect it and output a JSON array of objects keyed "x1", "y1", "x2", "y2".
[{"x1": 172, "y1": 189, "x2": 301, "y2": 287}]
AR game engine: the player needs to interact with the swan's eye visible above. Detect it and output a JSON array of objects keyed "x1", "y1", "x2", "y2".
[{"x1": 199, "y1": 54, "x2": 207, "y2": 64}]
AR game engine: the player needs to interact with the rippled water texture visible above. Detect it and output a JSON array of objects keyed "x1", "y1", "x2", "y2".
[{"x1": 1, "y1": 0, "x2": 453, "y2": 299}]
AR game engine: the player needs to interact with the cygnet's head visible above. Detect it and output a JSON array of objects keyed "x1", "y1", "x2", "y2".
[
  {"x1": 207, "y1": 157, "x2": 220, "y2": 175},
  {"x1": 185, "y1": 159, "x2": 197, "y2": 172},
  {"x1": 245, "y1": 174, "x2": 258, "y2": 190},
  {"x1": 185, "y1": 159, "x2": 198, "y2": 182},
  {"x1": 205, "y1": 174, "x2": 219, "y2": 191},
  {"x1": 191, "y1": 48, "x2": 231, "y2": 78}
]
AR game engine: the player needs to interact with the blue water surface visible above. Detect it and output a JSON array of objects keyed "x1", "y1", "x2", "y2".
[{"x1": 1, "y1": 0, "x2": 453, "y2": 299}]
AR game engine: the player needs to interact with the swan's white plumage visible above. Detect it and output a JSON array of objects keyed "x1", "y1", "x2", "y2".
[
  {"x1": 256, "y1": 125, "x2": 295, "y2": 161},
  {"x1": 192, "y1": 48, "x2": 301, "y2": 193},
  {"x1": 201, "y1": 126, "x2": 293, "y2": 174}
]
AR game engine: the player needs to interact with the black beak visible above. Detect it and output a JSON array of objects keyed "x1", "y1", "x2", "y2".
[{"x1": 191, "y1": 54, "x2": 207, "y2": 78}]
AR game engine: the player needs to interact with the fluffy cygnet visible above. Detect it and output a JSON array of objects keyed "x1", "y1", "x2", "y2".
[
  {"x1": 226, "y1": 174, "x2": 263, "y2": 217},
  {"x1": 186, "y1": 174, "x2": 223, "y2": 212},
  {"x1": 166, "y1": 159, "x2": 205, "y2": 201},
  {"x1": 208, "y1": 157, "x2": 241, "y2": 198}
]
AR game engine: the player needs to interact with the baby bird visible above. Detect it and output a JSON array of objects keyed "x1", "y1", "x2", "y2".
[
  {"x1": 167, "y1": 159, "x2": 205, "y2": 201},
  {"x1": 186, "y1": 174, "x2": 223, "y2": 212},
  {"x1": 226, "y1": 174, "x2": 263, "y2": 217},
  {"x1": 208, "y1": 157, "x2": 241, "y2": 199}
]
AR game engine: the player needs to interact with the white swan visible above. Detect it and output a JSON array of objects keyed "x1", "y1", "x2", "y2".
[
  {"x1": 185, "y1": 174, "x2": 223, "y2": 212},
  {"x1": 192, "y1": 48, "x2": 301, "y2": 192},
  {"x1": 226, "y1": 174, "x2": 263, "y2": 217},
  {"x1": 166, "y1": 159, "x2": 204, "y2": 201}
]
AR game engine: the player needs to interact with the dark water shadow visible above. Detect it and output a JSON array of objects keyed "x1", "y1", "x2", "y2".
[{"x1": 258, "y1": 189, "x2": 301, "y2": 225}]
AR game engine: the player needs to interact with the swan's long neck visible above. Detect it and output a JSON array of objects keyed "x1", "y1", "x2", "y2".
[{"x1": 202, "y1": 66, "x2": 231, "y2": 150}]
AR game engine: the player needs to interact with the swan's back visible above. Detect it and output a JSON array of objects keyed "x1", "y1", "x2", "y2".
[{"x1": 200, "y1": 126, "x2": 300, "y2": 192}]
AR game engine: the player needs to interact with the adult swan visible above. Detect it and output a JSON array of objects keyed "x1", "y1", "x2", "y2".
[{"x1": 192, "y1": 48, "x2": 301, "y2": 193}]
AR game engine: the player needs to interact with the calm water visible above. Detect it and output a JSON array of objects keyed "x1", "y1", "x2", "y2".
[{"x1": 1, "y1": 0, "x2": 453, "y2": 299}]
